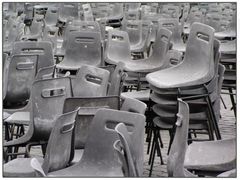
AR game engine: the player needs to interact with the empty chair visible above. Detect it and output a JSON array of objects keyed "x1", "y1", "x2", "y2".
[
  {"x1": 104, "y1": 3, "x2": 124, "y2": 27},
  {"x1": 44, "y1": 7, "x2": 58, "y2": 26},
  {"x1": 56, "y1": 31, "x2": 102, "y2": 76},
  {"x1": 114, "y1": 122, "x2": 145, "y2": 177},
  {"x1": 46, "y1": 109, "x2": 146, "y2": 177},
  {"x1": 82, "y1": 4, "x2": 94, "y2": 21},
  {"x1": 58, "y1": 3, "x2": 79, "y2": 23},
  {"x1": 4, "y1": 77, "x2": 73, "y2": 161},
  {"x1": 4, "y1": 108, "x2": 79, "y2": 177},
  {"x1": 158, "y1": 18, "x2": 186, "y2": 52},
  {"x1": 22, "y1": 18, "x2": 43, "y2": 40},
  {"x1": 42, "y1": 26, "x2": 58, "y2": 54},
  {"x1": 71, "y1": 65, "x2": 110, "y2": 97}
]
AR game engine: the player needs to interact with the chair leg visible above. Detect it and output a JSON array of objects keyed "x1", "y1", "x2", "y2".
[
  {"x1": 228, "y1": 88, "x2": 236, "y2": 117},
  {"x1": 156, "y1": 130, "x2": 164, "y2": 165},
  {"x1": 220, "y1": 95, "x2": 227, "y2": 109},
  {"x1": 167, "y1": 128, "x2": 175, "y2": 155},
  {"x1": 149, "y1": 129, "x2": 157, "y2": 177}
]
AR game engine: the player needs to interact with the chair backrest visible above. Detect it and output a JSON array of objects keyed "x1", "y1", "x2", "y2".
[
  {"x1": 187, "y1": 11, "x2": 203, "y2": 25},
  {"x1": 124, "y1": 3, "x2": 141, "y2": 11},
  {"x1": 106, "y1": 29, "x2": 132, "y2": 64},
  {"x1": 124, "y1": 10, "x2": 140, "y2": 21},
  {"x1": 72, "y1": 65, "x2": 109, "y2": 97},
  {"x1": 82, "y1": 4, "x2": 94, "y2": 21},
  {"x1": 29, "y1": 18, "x2": 43, "y2": 36},
  {"x1": 183, "y1": 22, "x2": 215, "y2": 83},
  {"x1": 42, "y1": 108, "x2": 79, "y2": 173},
  {"x1": 114, "y1": 123, "x2": 137, "y2": 176},
  {"x1": 44, "y1": 7, "x2": 58, "y2": 26},
  {"x1": 167, "y1": 98, "x2": 189, "y2": 177},
  {"x1": 79, "y1": 109, "x2": 145, "y2": 173},
  {"x1": 151, "y1": 28, "x2": 172, "y2": 62},
  {"x1": 12, "y1": 41, "x2": 54, "y2": 70},
  {"x1": 42, "y1": 26, "x2": 58, "y2": 51},
  {"x1": 161, "y1": 5, "x2": 180, "y2": 18},
  {"x1": 64, "y1": 31, "x2": 102, "y2": 67},
  {"x1": 107, "y1": 62, "x2": 125, "y2": 96},
  {"x1": 158, "y1": 18, "x2": 183, "y2": 43},
  {"x1": 59, "y1": 3, "x2": 79, "y2": 22},
  {"x1": 120, "y1": 98, "x2": 147, "y2": 115},
  {"x1": 121, "y1": 20, "x2": 142, "y2": 46},
  {"x1": 31, "y1": 77, "x2": 72, "y2": 140},
  {"x1": 4, "y1": 54, "x2": 38, "y2": 104},
  {"x1": 63, "y1": 96, "x2": 120, "y2": 148}
]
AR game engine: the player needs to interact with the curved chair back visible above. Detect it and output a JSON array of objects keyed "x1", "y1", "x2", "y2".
[
  {"x1": 72, "y1": 65, "x2": 109, "y2": 97},
  {"x1": 151, "y1": 28, "x2": 172, "y2": 62},
  {"x1": 4, "y1": 54, "x2": 38, "y2": 104},
  {"x1": 106, "y1": 29, "x2": 132, "y2": 64},
  {"x1": 114, "y1": 123, "x2": 136, "y2": 176},
  {"x1": 184, "y1": 22, "x2": 215, "y2": 83},
  {"x1": 63, "y1": 96, "x2": 120, "y2": 148},
  {"x1": 12, "y1": 41, "x2": 54, "y2": 70},
  {"x1": 167, "y1": 99, "x2": 190, "y2": 177},
  {"x1": 107, "y1": 62, "x2": 125, "y2": 96},
  {"x1": 158, "y1": 18, "x2": 183, "y2": 44},
  {"x1": 42, "y1": 26, "x2": 58, "y2": 52},
  {"x1": 58, "y1": 3, "x2": 78, "y2": 22},
  {"x1": 187, "y1": 11, "x2": 203, "y2": 25},
  {"x1": 82, "y1": 4, "x2": 94, "y2": 21},
  {"x1": 42, "y1": 108, "x2": 79, "y2": 173},
  {"x1": 64, "y1": 31, "x2": 102, "y2": 68},
  {"x1": 120, "y1": 98, "x2": 147, "y2": 115},
  {"x1": 121, "y1": 20, "x2": 142, "y2": 46},
  {"x1": 31, "y1": 77, "x2": 72, "y2": 140},
  {"x1": 124, "y1": 10, "x2": 140, "y2": 21},
  {"x1": 79, "y1": 109, "x2": 145, "y2": 175},
  {"x1": 44, "y1": 7, "x2": 58, "y2": 26}
]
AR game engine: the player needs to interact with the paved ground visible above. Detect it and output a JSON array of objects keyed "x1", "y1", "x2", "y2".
[{"x1": 3, "y1": 92, "x2": 236, "y2": 177}]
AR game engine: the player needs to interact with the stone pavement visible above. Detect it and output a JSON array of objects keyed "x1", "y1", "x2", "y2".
[{"x1": 143, "y1": 92, "x2": 236, "y2": 177}]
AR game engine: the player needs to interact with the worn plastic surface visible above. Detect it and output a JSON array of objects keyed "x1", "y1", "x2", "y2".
[
  {"x1": 120, "y1": 98, "x2": 147, "y2": 115},
  {"x1": 146, "y1": 23, "x2": 215, "y2": 89},
  {"x1": 48, "y1": 109, "x2": 145, "y2": 177}
]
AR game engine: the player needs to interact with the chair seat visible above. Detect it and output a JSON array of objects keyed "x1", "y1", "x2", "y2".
[
  {"x1": 47, "y1": 161, "x2": 123, "y2": 177},
  {"x1": 4, "y1": 157, "x2": 44, "y2": 177},
  {"x1": 124, "y1": 58, "x2": 165, "y2": 73},
  {"x1": 214, "y1": 30, "x2": 236, "y2": 39},
  {"x1": 121, "y1": 89, "x2": 150, "y2": 101},
  {"x1": 219, "y1": 40, "x2": 236, "y2": 54},
  {"x1": 184, "y1": 138, "x2": 236, "y2": 172},
  {"x1": 4, "y1": 112, "x2": 30, "y2": 125},
  {"x1": 146, "y1": 63, "x2": 214, "y2": 89},
  {"x1": 56, "y1": 60, "x2": 100, "y2": 70}
]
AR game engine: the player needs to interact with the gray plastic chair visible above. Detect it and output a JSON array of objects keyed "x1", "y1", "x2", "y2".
[
  {"x1": 105, "y1": 3, "x2": 124, "y2": 27},
  {"x1": 42, "y1": 26, "x2": 58, "y2": 54},
  {"x1": 214, "y1": 12, "x2": 236, "y2": 39},
  {"x1": 123, "y1": 28, "x2": 172, "y2": 73},
  {"x1": 114, "y1": 122, "x2": 145, "y2": 177},
  {"x1": 124, "y1": 10, "x2": 140, "y2": 21},
  {"x1": 120, "y1": 98, "x2": 147, "y2": 115},
  {"x1": 22, "y1": 18, "x2": 43, "y2": 40},
  {"x1": 167, "y1": 98, "x2": 195, "y2": 177},
  {"x1": 4, "y1": 108, "x2": 79, "y2": 177},
  {"x1": 146, "y1": 22, "x2": 215, "y2": 89},
  {"x1": 47, "y1": 108, "x2": 145, "y2": 177},
  {"x1": 158, "y1": 18, "x2": 186, "y2": 52},
  {"x1": 4, "y1": 77, "x2": 73, "y2": 161},
  {"x1": 56, "y1": 31, "x2": 102, "y2": 75},
  {"x1": 44, "y1": 7, "x2": 58, "y2": 26},
  {"x1": 184, "y1": 138, "x2": 236, "y2": 176},
  {"x1": 82, "y1": 4, "x2": 94, "y2": 21},
  {"x1": 71, "y1": 65, "x2": 110, "y2": 97},
  {"x1": 58, "y1": 3, "x2": 79, "y2": 23}
]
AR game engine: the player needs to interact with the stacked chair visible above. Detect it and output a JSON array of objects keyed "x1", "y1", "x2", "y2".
[{"x1": 2, "y1": 2, "x2": 236, "y2": 178}]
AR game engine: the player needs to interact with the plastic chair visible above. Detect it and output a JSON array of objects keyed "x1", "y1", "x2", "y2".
[
  {"x1": 114, "y1": 122, "x2": 145, "y2": 177},
  {"x1": 146, "y1": 22, "x2": 215, "y2": 89},
  {"x1": 42, "y1": 26, "x2": 58, "y2": 54},
  {"x1": 123, "y1": 28, "x2": 172, "y2": 73},
  {"x1": 166, "y1": 99, "x2": 195, "y2": 177},
  {"x1": 124, "y1": 10, "x2": 140, "y2": 21},
  {"x1": 62, "y1": 96, "x2": 120, "y2": 163},
  {"x1": 22, "y1": 18, "x2": 43, "y2": 40},
  {"x1": 82, "y1": 4, "x2": 94, "y2": 21},
  {"x1": 58, "y1": 3, "x2": 79, "y2": 23},
  {"x1": 105, "y1": 3, "x2": 124, "y2": 27},
  {"x1": 56, "y1": 31, "x2": 102, "y2": 75},
  {"x1": 47, "y1": 108, "x2": 145, "y2": 177},
  {"x1": 4, "y1": 108, "x2": 79, "y2": 177},
  {"x1": 4, "y1": 77, "x2": 73, "y2": 161},
  {"x1": 120, "y1": 98, "x2": 147, "y2": 115},
  {"x1": 71, "y1": 65, "x2": 110, "y2": 97},
  {"x1": 158, "y1": 18, "x2": 186, "y2": 52},
  {"x1": 44, "y1": 7, "x2": 58, "y2": 27}
]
